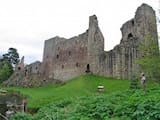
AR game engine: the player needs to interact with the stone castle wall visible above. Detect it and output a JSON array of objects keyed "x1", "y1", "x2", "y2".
[
  {"x1": 41, "y1": 3, "x2": 158, "y2": 81},
  {"x1": 42, "y1": 32, "x2": 89, "y2": 81},
  {"x1": 41, "y1": 15, "x2": 105, "y2": 81}
]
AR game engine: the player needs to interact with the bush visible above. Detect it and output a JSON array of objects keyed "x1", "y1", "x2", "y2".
[
  {"x1": 130, "y1": 74, "x2": 139, "y2": 89},
  {"x1": 10, "y1": 112, "x2": 33, "y2": 120}
]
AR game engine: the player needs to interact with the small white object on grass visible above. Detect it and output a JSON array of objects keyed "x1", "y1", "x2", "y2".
[{"x1": 97, "y1": 85, "x2": 104, "y2": 92}]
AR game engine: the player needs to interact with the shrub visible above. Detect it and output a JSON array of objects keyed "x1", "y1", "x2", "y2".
[{"x1": 10, "y1": 112, "x2": 33, "y2": 120}]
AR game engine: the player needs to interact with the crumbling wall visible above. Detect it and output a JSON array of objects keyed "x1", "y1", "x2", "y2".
[
  {"x1": 3, "y1": 58, "x2": 42, "y2": 87},
  {"x1": 103, "y1": 3, "x2": 159, "y2": 79}
]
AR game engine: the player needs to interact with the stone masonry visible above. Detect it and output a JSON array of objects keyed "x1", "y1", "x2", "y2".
[{"x1": 3, "y1": 4, "x2": 159, "y2": 86}]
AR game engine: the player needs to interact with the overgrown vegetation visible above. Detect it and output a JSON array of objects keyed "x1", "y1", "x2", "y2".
[
  {"x1": 137, "y1": 34, "x2": 160, "y2": 83},
  {"x1": 1, "y1": 74, "x2": 159, "y2": 120},
  {"x1": 130, "y1": 74, "x2": 139, "y2": 89},
  {"x1": 10, "y1": 86, "x2": 160, "y2": 120}
]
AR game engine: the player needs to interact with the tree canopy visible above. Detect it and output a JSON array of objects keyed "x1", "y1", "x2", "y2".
[{"x1": 2, "y1": 47, "x2": 20, "y2": 66}]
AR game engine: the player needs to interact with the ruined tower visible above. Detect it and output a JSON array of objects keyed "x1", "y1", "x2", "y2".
[
  {"x1": 104, "y1": 4, "x2": 159, "y2": 79},
  {"x1": 87, "y1": 15, "x2": 104, "y2": 74}
]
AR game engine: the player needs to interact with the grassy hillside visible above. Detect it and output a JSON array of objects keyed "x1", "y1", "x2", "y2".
[
  {"x1": 1, "y1": 74, "x2": 130, "y2": 109},
  {"x1": 1, "y1": 74, "x2": 158, "y2": 110},
  {"x1": 2, "y1": 74, "x2": 160, "y2": 120}
]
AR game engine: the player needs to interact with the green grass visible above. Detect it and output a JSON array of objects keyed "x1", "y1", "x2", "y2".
[
  {"x1": 0, "y1": 74, "x2": 158, "y2": 109},
  {"x1": 10, "y1": 87, "x2": 160, "y2": 120}
]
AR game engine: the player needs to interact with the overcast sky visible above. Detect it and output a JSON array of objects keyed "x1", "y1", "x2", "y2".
[{"x1": 0, "y1": 0, "x2": 159, "y2": 64}]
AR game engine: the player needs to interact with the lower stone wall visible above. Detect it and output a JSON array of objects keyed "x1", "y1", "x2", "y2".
[
  {"x1": 100, "y1": 42, "x2": 139, "y2": 80},
  {"x1": 54, "y1": 68, "x2": 86, "y2": 81}
]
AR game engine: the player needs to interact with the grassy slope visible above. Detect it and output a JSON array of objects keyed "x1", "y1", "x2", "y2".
[
  {"x1": 1, "y1": 74, "x2": 157, "y2": 109},
  {"x1": 0, "y1": 75, "x2": 129, "y2": 109},
  {"x1": 31, "y1": 87, "x2": 160, "y2": 120}
]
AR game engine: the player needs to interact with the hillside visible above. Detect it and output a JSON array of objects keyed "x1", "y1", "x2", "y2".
[
  {"x1": 2, "y1": 74, "x2": 130, "y2": 109},
  {"x1": 10, "y1": 84, "x2": 160, "y2": 120},
  {"x1": 2, "y1": 74, "x2": 160, "y2": 120}
]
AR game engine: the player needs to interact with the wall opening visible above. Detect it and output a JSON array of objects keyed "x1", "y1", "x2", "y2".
[
  {"x1": 62, "y1": 65, "x2": 64, "y2": 69},
  {"x1": 76, "y1": 63, "x2": 79, "y2": 67},
  {"x1": 85, "y1": 64, "x2": 90, "y2": 73},
  {"x1": 128, "y1": 33, "x2": 133, "y2": 39},
  {"x1": 69, "y1": 51, "x2": 71, "y2": 56},
  {"x1": 131, "y1": 20, "x2": 134, "y2": 26},
  {"x1": 18, "y1": 67, "x2": 21, "y2": 70},
  {"x1": 25, "y1": 70, "x2": 27, "y2": 76},
  {"x1": 56, "y1": 54, "x2": 59, "y2": 59}
]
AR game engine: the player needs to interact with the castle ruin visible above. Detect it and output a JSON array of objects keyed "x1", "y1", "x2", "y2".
[{"x1": 3, "y1": 4, "x2": 159, "y2": 86}]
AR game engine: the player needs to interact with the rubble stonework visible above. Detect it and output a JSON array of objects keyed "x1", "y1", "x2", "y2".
[{"x1": 3, "y1": 4, "x2": 159, "y2": 86}]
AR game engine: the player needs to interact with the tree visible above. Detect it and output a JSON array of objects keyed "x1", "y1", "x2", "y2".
[
  {"x1": 0, "y1": 47, "x2": 20, "y2": 83},
  {"x1": 137, "y1": 34, "x2": 160, "y2": 83},
  {"x1": 3, "y1": 47, "x2": 20, "y2": 66},
  {"x1": 0, "y1": 60, "x2": 13, "y2": 83}
]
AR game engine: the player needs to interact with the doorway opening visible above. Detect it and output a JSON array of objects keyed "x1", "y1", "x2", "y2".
[{"x1": 85, "y1": 64, "x2": 90, "y2": 73}]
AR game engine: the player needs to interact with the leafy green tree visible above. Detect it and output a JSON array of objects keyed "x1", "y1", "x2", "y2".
[
  {"x1": 137, "y1": 34, "x2": 160, "y2": 82},
  {"x1": 0, "y1": 47, "x2": 19, "y2": 83},
  {"x1": 3, "y1": 47, "x2": 20, "y2": 66},
  {"x1": 0, "y1": 60, "x2": 13, "y2": 83}
]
